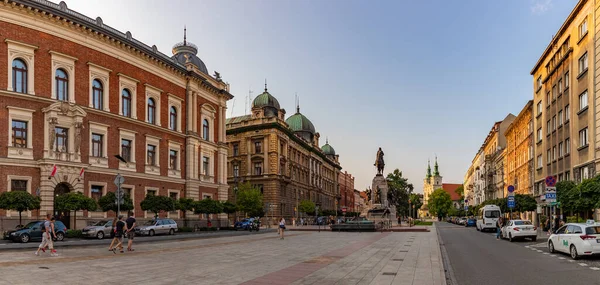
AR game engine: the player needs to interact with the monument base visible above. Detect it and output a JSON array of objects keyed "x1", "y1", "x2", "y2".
[{"x1": 367, "y1": 175, "x2": 396, "y2": 224}]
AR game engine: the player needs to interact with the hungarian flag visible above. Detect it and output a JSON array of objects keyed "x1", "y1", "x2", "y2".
[
  {"x1": 79, "y1": 167, "x2": 85, "y2": 179},
  {"x1": 48, "y1": 165, "x2": 57, "y2": 179}
]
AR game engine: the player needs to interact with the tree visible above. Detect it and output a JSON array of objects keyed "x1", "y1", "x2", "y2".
[
  {"x1": 409, "y1": 193, "x2": 423, "y2": 218},
  {"x1": 235, "y1": 182, "x2": 263, "y2": 217},
  {"x1": 97, "y1": 191, "x2": 134, "y2": 213},
  {"x1": 514, "y1": 194, "x2": 537, "y2": 213},
  {"x1": 177, "y1": 198, "x2": 195, "y2": 227},
  {"x1": 221, "y1": 201, "x2": 237, "y2": 225},
  {"x1": 140, "y1": 194, "x2": 176, "y2": 218},
  {"x1": 557, "y1": 180, "x2": 577, "y2": 213},
  {"x1": 428, "y1": 188, "x2": 452, "y2": 217},
  {"x1": 54, "y1": 192, "x2": 97, "y2": 230},
  {"x1": 0, "y1": 191, "x2": 41, "y2": 226},
  {"x1": 386, "y1": 169, "x2": 414, "y2": 216},
  {"x1": 298, "y1": 200, "x2": 316, "y2": 216},
  {"x1": 456, "y1": 186, "x2": 464, "y2": 200}
]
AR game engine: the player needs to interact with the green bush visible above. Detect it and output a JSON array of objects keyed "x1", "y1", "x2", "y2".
[
  {"x1": 66, "y1": 229, "x2": 82, "y2": 238},
  {"x1": 178, "y1": 226, "x2": 193, "y2": 232},
  {"x1": 566, "y1": 216, "x2": 585, "y2": 223},
  {"x1": 413, "y1": 221, "x2": 433, "y2": 226}
]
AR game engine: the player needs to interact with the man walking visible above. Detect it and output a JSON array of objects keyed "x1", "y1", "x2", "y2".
[{"x1": 125, "y1": 212, "x2": 136, "y2": 251}]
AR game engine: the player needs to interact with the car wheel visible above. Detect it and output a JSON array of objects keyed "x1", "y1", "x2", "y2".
[
  {"x1": 532, "y1": 237, "x2": 537, "y2": 242},
  {"x1": 169, "y1": 229, "x2": 174, "y2": 235},
  {"x1": 508, "y1": 233, "x2": 513, "y2": 242},
  {"x1": 20, "y1": 233, "x2": 30, "y2": 243},
  {"x1": 548, "y1": 241, "x2": 555, "y2": 253},
  {"x1": 149, "y1": 230, "x2": 155, "y2": 237},
  {"x1": 570, "y1": 245, "x2": 579, "y2": 260},
  {"x1": 96, "y1": 231, "x2": 104, "y2": 239},
  {"x1": 55, "y1": 232, "x2": 64, "y2": 241}
]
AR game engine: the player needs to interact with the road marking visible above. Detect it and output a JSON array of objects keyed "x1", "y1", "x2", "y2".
[
  {"x1": 524, "y1": 246, "x2": 530, "y2": 248},
  {"x1": 543, "y1": 253, "x2": 549, "y2": 255},
  {"x1": 530, "y1": 248, "x2": 537, "y2": 251},
  {"x1": 568, "y1": 260, "x2": 575, "y2": 262},
  {"x1": 536, "y1": 250, "x2": 543, "y2": 253},
  {"x1": 558, "y1": 257, "x2": 565, "y2": 260},
  {"x1": 590, "y1": 267, "x2": 600, "y2": 270},
  {"x1": 579, "y1": 263, "x2": 588, "y2": 266}
]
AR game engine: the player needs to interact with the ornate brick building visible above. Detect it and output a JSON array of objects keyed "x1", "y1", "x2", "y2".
[
  {"x1": 339, "y1": 171, "x2": 355, "y2": 211},
  {"x1": 0, "y1": 0, "x2": 232, "y2": 228},
  {"x1": 226, "y1": 87, "x2": 341, "y2": 221}
]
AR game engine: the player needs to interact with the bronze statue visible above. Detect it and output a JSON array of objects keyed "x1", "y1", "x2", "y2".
[{"x1": 374, "y1": 147, "x2": 385, "y2": 175}]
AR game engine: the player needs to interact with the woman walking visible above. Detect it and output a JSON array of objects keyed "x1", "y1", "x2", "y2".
[
  {"x1": 279, "y1": 217, "x2": 286, "y2": 240},
  {"x1": 111, "y1": 215, "x2": 125, "y2": 254},
  {"x1": 108, "y1": 216, "x2": 118, "y2": 252},
  {"x1": 496, "y1": 217, "x2": 504, "y2": 240}
]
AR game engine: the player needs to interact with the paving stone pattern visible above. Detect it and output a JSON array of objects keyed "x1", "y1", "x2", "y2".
[{"x1": 0, "y1": 227, "x2": 444, "y2": 285}]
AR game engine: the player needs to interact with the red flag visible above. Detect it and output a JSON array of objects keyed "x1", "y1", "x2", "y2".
[
  {"x1": 48, "y1": 165, "x2": 57, "y2": 179},
  {"x1": 79, "y1": 167, "x2": 85, "y2": 179}
]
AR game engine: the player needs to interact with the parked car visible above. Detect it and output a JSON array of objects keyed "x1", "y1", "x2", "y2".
[
  {"x1": 234, "y1": 218, "x2": 255, "y2": 230},
  {"x1": 465, "y1": 218, "x2": 477, "y2": 227},
  {"x1": 4, "y1": 221, "x2": 67, "y2": 243},
  {"x1": 458, "y1": 218, "x2": 467, "y2": 225},
  {"x1": 501, "y1": 220, "x2": 537, "y2": 242},
  {"x1": 82, "y1": 220, "x2": 114, "y2": 239},
  {"x1": 548, "y1": 222, "x2": 600, "y2": 259},
  {"x1": 134, "y1": 218, "x2": 178, "y2": 236}
]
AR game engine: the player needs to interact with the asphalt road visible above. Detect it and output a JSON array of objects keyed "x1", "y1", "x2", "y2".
[
  {"x1": 0, "y1": 228, "x2": 276, "y2": 250},
  {"x1": 437, "y1": 222, "x2": 600, "y2": 285}
]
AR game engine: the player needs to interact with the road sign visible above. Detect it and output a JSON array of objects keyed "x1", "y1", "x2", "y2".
[
  {"x1": 115, "y1": 199, "x2": 124, "y2": 205},
  {"x1": 545, "y1": 186, "x2": 557, "y2": 203},
  {"x1": 342, "y1": 208, "x2": 347, "y2": 213},
  {"x1": 545, "y1": 176, "x2": 556, "y2": 187},
  {"x1": 113, "y1": 174, "x2": 124, "y2": 186},
  {"x1": 507, "y1": 196, "x2": 515, "y2": 202},
  {"x1": 464, "y1": 205, "x2": 468, "y2": 211},
  {"x1": 507, "y1": 185, "x2": 515, "y2": 193},
  {"x1": 507, "y1": 199, "x2": 515, "y2": 208}
]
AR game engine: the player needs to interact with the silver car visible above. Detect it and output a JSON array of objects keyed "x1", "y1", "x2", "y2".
[
  {"x1": 134, "y1": 218, "x2": 178, "y2": 236},
  {"x1": 82, "y1": 220, "x2": 114, "y2": 239}
]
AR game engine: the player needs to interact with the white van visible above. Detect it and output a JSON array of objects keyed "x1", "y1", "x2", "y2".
[{"x1": 476, "y1": 205, "x2": 501, "y2": 232}]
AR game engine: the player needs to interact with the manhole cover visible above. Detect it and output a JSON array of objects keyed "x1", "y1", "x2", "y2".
[
  {"x1": 382, "y1": 272, "x2": 397, "y2": 276},
  {"x1": 39, "y1": 267, "x2": 50, "y2": 269},
  {"x1": 392, "y1": 259, "x2": 404, "y2": 261}
]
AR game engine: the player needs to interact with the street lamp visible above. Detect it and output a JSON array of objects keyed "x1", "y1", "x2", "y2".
[{"x1": 113, "y1": 155, "x2": 127, "y2": 216}]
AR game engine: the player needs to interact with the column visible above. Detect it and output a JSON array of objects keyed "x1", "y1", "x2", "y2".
[
  {"x1": 193, "y1": 92, "x2": 198, "y2": 133},
  {"x1": 186, "y1": 88, "x2": 193, "y2": 132},
  {"x1": 263, "y1": 136, "x2": 269, "y2": 174},
  {"x1": 247, "y1": 138, "x2": 251, "y2": 175}
]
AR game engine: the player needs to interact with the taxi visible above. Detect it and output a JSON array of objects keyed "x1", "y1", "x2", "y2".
[{"x1": 548, "y1": 220, "x2": 600, "y2": 260}]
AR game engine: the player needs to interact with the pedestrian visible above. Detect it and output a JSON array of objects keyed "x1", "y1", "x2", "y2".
[
  {"x1": 300, "y1": 217, "x2": 304, "y2": 227},
  {"x1": 546, "y1": 218, "x2": 552, "y2": 235},
  {"x1": 111, "y1": 215, "x2": 125, "y2": 254},
  {"x1": 496, "y1": 217, "x2": 503, "y2": 240},
  {"x1": 398, "y1": 216, "x2": 401, "y2": 226},
  {"x1": 108, "y1": 216, "x2": 118, "y2": 251},
  {"x1": 279, "y1": 217, "x2": 286, "y2": 240},
  {"x1": 125, "y1": 212, "x2": 136, "y2": 252},
  {"x1": 554, "y1": 215, "x2": 560, "y2": 233},
  {"x1": 35, "y1": 214, "x2": 57, "y2": 256}
]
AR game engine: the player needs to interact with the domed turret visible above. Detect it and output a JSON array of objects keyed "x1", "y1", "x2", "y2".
[
  {"x1": 252, "y1": 82, "x2": 281, "y2": 118},
  {"x1": 321, "y1": 139, "x2": 336, "y2": 156},
  {"x1": 171, "y1": 27, "x2": 208, "y2": 74},
  {"x1": 286, "y1": 106, "x2": 316, "y2": 142}
]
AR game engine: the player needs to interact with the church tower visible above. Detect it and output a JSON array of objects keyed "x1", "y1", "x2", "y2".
[
  {"x1": 421, "y1": 157, "x2": 444, "y2": 217},
  {"x1": 432, "y1": 156, "x2": 443, "y2": 190}
]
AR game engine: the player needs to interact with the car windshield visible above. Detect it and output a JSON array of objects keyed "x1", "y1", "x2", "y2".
[
  {"x1": 585, "y1": 226, "x2": 600, "y2": 234},
  {"x1": 484, "y1": 211, "x2": 500, "y2": 218},
  {"x1": 93, "y1": 221, "x2": 108, "y2": 226},
  {"x1": 23, "y1": 222, "x2": 39, "y2": 229},
  {"x1": 144, "y1": 220, "x2": 157, "y2": 226},
  {"x1": 513, "y1": 221, "x2": 532, "y2": 225}
]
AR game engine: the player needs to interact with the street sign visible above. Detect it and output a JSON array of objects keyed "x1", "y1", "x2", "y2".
[
  {"x1": 545, "y1": 176, "x2": 556, "y2": 187},
  {"x1": 113, "y1": 174, "x2": 124, "y2": 186},
  {"x1": 115, "y1": 199, "x2": 124, "y2": 205},
  {"x1": 464, "y1": 205, "x2": 468, "y2": 211},
  {"x1": 545, "y1": 186, "x2": 557, "y2": 203},
  {"x1": 507, "y1": 196, "x2": 515, "y2": 202},
  {"x1": 507, "y1": 199, "x2": 515, "y2": 209},
  {"x1": 342, "y1": 208, "x2": 347, "y2": 213},
  {"x1": 507, "y1": 185, "x2": 515, "y2": 193}
]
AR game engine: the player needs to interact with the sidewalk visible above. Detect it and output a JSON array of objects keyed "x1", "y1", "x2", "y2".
[{"x1": 289, "y1": 225, "x2": 431, "y2": 232}]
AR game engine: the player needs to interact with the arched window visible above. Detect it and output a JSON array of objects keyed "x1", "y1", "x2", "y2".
[
  {"x1": 92, "y1": 79, "x2": 103, "y2": 110},
  {"x1": 203, "y1": 119, "x2": 209, "y2": 140},
  {"x1": 12, "y1": 59, "x2": 27, "y2": 94},
  {"x1": 147, "y1": 98, "x2": 156, "y2": 124},
  {"x1": 122, "y1": 89, "x2": 132, "y2": 117},
  {"x1": 170, "y1": 106, "x2": 177, "y2": 131},
  {"x1": 55, "y1": 69, "x2": 68, "y2": 101}
]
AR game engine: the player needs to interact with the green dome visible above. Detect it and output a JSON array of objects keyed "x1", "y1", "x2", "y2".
[
  {"x1": 252, "y1": 90, "x2": 280, "y2": 110},
  {"x1": 286, "y1": 110, "x2": 315, "y2": 134},
  {"x1": 321, "y1": 143, "x2": 335, "y2": 156}
]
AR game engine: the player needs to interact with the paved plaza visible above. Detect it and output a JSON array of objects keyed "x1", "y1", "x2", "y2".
[{"x1": 0, "y1": 227, "x2": 444, "y2": 285}]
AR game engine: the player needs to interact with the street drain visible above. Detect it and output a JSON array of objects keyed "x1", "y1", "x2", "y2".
[
  {"x1": 38, "y1": 267, "x2": 49, "y2": 269},
  {"x1": 392, "y1": 259, "x2": 404, "y2": 261},
  {"x1": 382, "y1": 272, "x2": 397, "y2": 276}
]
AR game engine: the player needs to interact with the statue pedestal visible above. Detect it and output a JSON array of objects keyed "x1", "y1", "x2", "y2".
[{"x1": 368, "y1": 175, "x2": 396, "y2": 223}]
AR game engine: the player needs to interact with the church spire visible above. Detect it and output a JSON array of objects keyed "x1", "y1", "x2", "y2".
[
  {"x1": 426, "y1": 159, "x2": 432, "y2": 178},
  {"x1": 434, "y1": 156, "x2": 440, "y2": 176}
]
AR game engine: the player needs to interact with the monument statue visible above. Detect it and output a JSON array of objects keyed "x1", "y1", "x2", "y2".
[{"x1": 374, "y1": 147, "x2": 385, "y2": 175}]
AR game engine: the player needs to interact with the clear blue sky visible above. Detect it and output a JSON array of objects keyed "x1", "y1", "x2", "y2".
[{"x1": 67, "y1": 0, "x2": 577, "y2": 193}]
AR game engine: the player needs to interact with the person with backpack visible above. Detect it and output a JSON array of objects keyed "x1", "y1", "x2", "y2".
[
  {"x1": 35, "y1": 214, "x2": 57, "y2": 256},
  {"x1": 125, "y1": 212, "x2": 136, "y2": 252}
]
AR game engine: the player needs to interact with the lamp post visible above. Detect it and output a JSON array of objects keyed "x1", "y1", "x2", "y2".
[
  {"x1": 113, "y1": 155, "x2": 127, "y2": 216},
  {"x1": 316, "y1": 202, "x2": 321, "y2": 232}
]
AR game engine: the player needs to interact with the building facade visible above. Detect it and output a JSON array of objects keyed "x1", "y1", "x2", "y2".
[
  {"x1": 354, "y1": 189, "x2": 365, "y2": 214},
  {"x1": 226, "y1": 88, "x2": 341, "y2": 222},
  {"x1": 504, "y1": 101, "x2": 534, "y2": 198},
  {"x1": 0, "y1": 0, "x2": 233, "y2": 229},
  {"x1": 339, "y1": 171, "x2": 355, "y2": 211},
  {"x1": 464, "y1": 165, "x2": 474, "y2": 206},
  {"x1": 531, "y1": 0, "x2": 595, "y2": 198}
]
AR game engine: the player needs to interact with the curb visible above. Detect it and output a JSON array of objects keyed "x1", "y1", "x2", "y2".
[
  {"x1": 0, "y1": 229, "x2": 277, "y2": 251},
  {"x1": 435, "y1": 223, "x2": 457, "y2": 285}
]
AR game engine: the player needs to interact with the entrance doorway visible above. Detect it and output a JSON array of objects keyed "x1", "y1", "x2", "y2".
[{"x1": 54, "y1": 182, "x2": 72, "y2": 229}]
